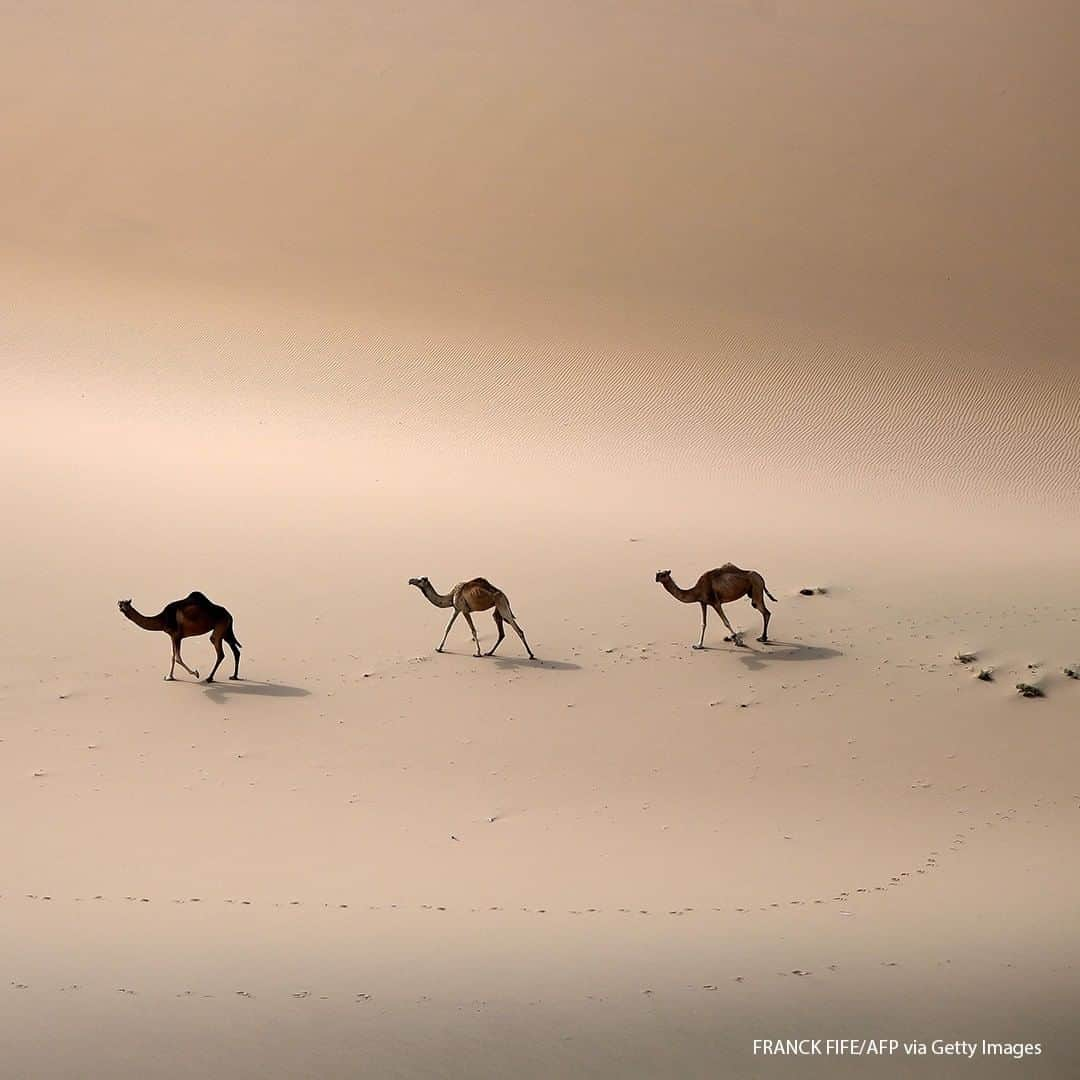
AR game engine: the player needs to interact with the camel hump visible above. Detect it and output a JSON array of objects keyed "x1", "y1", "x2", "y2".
[
  {"x1": 716, "y1": 563, "x2": 744, "y2": 575},
  {"x1": 185, "y1": 591, "x2": 211, "y2": 604},
  {"x1": 465, "y1": 577, "x2": 498, "y2": 592}
]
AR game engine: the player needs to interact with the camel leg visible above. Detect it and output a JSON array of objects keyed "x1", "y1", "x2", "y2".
[
  {"x1": 227, "y1": 633, "x2": 241, "y2": 679},
  {"x1": 485, "y1": 611, "x2": 506, "y2": 656},
  {"x1": 171, "y1": 637, "x2": 200, "y2": 679},
  {"x1": 506, "y1": 616, "x2": 535, "y2": 660},
  {"x1": 463, "y1": 611, "x2": 482, "y2": 657},
  {"x1": 752, "y1": 591, "x2": 771, "y2": 643},
  {"x1": 493, "y1": 598, "x2": 535, "y2": 659},
  {"x1": 436, "y1": 610, "x2": 459, "y2": 653},
  {"x1": 694, "y1": 602, "x2": 708, "y2": 649},
  {"x1": 462, "y1": 613, "x2": 483, "y2": 652},
  {"x1": 713, "y1": 603, "x2": 743, "y2": 646},
  {"x1": 205, "y1": 631, "x2": 226, "y2": 683}
]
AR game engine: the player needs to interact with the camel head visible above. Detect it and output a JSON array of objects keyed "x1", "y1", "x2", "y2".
[
  {"x1": 408, "y1": 577, "x2": 429, "y2": 589},
  {"x1": 655, "y1": 570, "x2": 672, "y2": 584},
  {"x1": 117, "y1": 598, "x2": 133, "y2": 613}
]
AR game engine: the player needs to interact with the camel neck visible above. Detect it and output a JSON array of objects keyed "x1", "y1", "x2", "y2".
[
  {"x1": 421, "y1": 583, "x2": 455, "y2": 608},
  {"x1": 661, "y1": 578, "x2": 698, "y2": 604},
  {"x1": 124, "y1": 607, "x2": 165, "y2": 631}
]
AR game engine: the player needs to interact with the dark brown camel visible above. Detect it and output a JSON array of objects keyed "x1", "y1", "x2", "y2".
[
  {"x1": 408, "y1": 577, "x2": 536, "y2": 659},
  {"x1": 118, "y1": 592, "x2": 242, "y2": 682},
  {"x1": 655, "y1": 564, "x2": 777, "y2": 648}
]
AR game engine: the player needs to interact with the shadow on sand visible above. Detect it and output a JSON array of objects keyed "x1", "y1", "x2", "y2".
[
  {"x1": 434, "y1": 649, "x2": 580, "y2": 672},
  {"x1": 734, "y1": 640, "x2": 843, "y2": 671},
  {"x1": 691, "y1": 638, "x2": 841, "y2": 664},
  {"x1": 492, "y1": 655, "x2": 580, "y2": 672},
  {"x1": 200, "y1": 680, "x2": 311, "y2": 703}
]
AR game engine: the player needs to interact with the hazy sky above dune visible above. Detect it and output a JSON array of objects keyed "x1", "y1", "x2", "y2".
[
  {"x1": 3, "y1": 1, "x2": 1078, "y2": 538},
  {"x1": 4, "y1": 1, "x2": 1078, "y2": 353}
]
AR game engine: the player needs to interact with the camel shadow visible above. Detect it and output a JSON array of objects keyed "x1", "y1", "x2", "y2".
[
  {"x1": 733, "y1": 640, "x2": 842, "y2": 671},
  {"x1": 437, "y1": 650, "x2": 580, "y2": 671},
  {"x1": 492, "y1": 656, "x2": 581, "y2": 672},
  {"x1": 200, "y1": 680, "x2": 310, "y2": 704}
]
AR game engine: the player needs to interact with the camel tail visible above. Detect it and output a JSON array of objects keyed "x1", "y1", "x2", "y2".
[{"x1": 759, "y1": 576, "x2": 778, "y2": 602}]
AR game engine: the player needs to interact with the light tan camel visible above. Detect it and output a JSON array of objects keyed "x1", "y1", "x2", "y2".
[
  {"x1": 408, "y1": 577, "x2": 536, "y2": 659},
  {"x1": 118, "y1": 591, "x2": 242, "y2": 682},
  {"x1": 655, "y1": 564, "x2": 777, "y2": 647}
]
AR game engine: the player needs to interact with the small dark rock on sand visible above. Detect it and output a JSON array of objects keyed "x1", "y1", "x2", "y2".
[
  {"x1": 1015, "y1": 683, "x2": 1044, "y2": 698},
  {"x1": 976, "y1": 669, "x2": 994, "y2": 682},
  {"x1": 799, "y1": 587, "x2": 827, "y2": 596},
  {"x1": 955, "y1": 653, "x2": 977, "y2": 665},
  {"x1": 1065, "y1": 667, "x2": 1079, "y2": 680}
]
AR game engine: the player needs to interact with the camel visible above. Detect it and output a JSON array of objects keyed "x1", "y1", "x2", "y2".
[
  {"x1": 655, "y1": 564, "x2": 777, "y2": 648},
  {"x1": 118, "y1": 592, "x2": 242, "y2": 682},
  {"x1": 408, "y1": 577, "x2": 536, "y2": 659}
]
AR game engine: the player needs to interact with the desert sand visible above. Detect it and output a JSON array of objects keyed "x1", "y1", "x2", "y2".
[{"x1": 3, "y1": 2, "x2": 1080, "y2": 1077}]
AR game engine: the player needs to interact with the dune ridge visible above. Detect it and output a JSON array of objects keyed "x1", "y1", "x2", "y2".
[{"x1": 6, "y1": 275, "x2": 1079, "y2": 528}]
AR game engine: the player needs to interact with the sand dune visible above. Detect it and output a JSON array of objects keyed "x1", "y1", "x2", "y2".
[
  {"x1": 6, "y1": 278, "x2": 1079, "y2": 539},
  {"x1": 3, "y1": 1, "x2": 1080, "y2": 1077}
]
